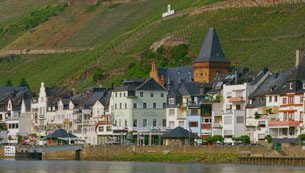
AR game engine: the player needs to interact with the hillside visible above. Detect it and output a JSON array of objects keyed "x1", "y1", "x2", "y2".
[{"x1": 0, "y1": 0, "x2": 305, "y2": 92}]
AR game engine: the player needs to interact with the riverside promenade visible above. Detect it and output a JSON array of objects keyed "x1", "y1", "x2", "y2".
[{"x1": 1, "y1": 145, "x2": 305, "y2": 165}]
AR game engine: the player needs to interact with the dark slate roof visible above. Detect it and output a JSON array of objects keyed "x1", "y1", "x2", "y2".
[
  {"x1": 82, "y1": 92, "x2": 105, "y2": 107},
  {"x1": 162, "y1": 127, "x2": 196, "y2": 138},
  {"x1": 157, "y1": 66, "x2": 193, "y2": 90},
  {"x1": 272, "y1": 138, "x2": 300, "y2": 144},
  {"x1": 193, "y1": 28, "x2": 230, "y2": 63},
  {"x1": 113, "y1": 78, "x2": 165, "y2": 92},
  {"x1": 46, "y1": 87, "x2": 66, "y2": 97},
  {"x1": 100, "y1": 90, "x2": 112, "y2": 107},
  {"x1": 271, "y1": 63, "x2": 305, "y2": 95},
  {"x1": 0, "y1": 86, "x2": 28, "y2": 94},
  {"x1": 0, "y1": 88, "x2": 34, "y2": 111},
  {"x1": 178, "y1": 82, "x2": 200, "y2": 96},
  {"x1": 46, "y1": 129, "x2": 77, "y2": 139}
]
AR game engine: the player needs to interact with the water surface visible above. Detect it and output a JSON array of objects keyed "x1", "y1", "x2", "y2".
[{"x1": 0, "y1": 159, "x2": 304, "y2": 173}]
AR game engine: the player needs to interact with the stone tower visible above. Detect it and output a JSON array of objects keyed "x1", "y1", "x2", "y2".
[{"x1": 192, "y1": 28, "x2": 231, "y2": 83}]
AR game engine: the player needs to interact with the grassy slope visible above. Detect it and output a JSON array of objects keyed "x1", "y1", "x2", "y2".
[{"x1": 0, "y1": 1, "x2": 305, "y2": 91}]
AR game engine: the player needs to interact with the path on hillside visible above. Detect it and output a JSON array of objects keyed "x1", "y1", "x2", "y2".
[{"x1": 0, "y1": 0, "x2": 302, "y2": 56}]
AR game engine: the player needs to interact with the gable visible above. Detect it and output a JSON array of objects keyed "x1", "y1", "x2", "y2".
[{"x1": 136, "y1": 78, "x2": 166, "y2": 91}]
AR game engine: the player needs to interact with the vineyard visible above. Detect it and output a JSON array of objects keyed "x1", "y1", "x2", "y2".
[{"x1": 0, "y1": 0, "x2": 305, "y2": 91}]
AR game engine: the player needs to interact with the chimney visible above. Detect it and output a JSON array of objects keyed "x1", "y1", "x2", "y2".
[
  {"x1": 151, "y1": 61, "x2": 156, "y2": 71},
  {"x1": 296, "y1": 49, "x2": 304, "y2": 67},
  {"x1": 72, "y1": 88, "x2": 76, "y2": 96}
]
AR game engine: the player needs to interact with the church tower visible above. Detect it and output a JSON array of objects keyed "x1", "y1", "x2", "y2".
[{"x1": 192, "y1": 28, "x2": 230, "y2": 83}]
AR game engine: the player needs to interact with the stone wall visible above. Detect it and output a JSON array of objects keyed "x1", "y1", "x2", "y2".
[{"x1": 1, "y1": 145, "x2": 302, "y2": 160}]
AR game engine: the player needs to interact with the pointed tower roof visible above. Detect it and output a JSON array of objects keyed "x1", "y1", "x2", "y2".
[{"x1": 193, "y1": 28, "x2": 230, "y2": 63}]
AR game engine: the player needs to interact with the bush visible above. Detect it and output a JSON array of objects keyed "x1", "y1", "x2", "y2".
[
  {"x1": 232, "y1": 135, "x2": 250, "y2": 144},
  {"x1": 93, "y1": 68, "x2": 104, "y2": 82},
  {"x1": 298, "y1": 134, "x2": 305, "y2": 141},
  {"x1": 127, "y1": 62, "x2": 136, "y2": 70},
  {"x1": 254, "y1": 112, "x2": 261, "y2": 119},
  {"x1": 6, "y1": 79, "x2": 12, "y2": 86},
  {"x1": 265, "y1": 135, "x2": 272, "y2": 143},
  {"x1": 86, "y1": 3, "x2": 100, "y2": 13},
  {"x1": 205, "y1": 135, "x2": 224, "y2": 142},
  {"x1": 0, "y1": 123, "x2": 7, "y2": 130}
]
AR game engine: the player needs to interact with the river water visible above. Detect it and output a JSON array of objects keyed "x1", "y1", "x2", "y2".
[{"x1": 0, "y1": 159, "x2": 305, "y2": 173}]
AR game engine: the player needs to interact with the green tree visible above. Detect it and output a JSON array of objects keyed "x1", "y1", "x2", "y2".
[
  {"x1": 6, "y1": 79, "x2": 12, "y2": 86},
  {"x1": 232, "y1": 135, "x2": 250, "y2": 144},
  {"x1": 19, "y1": 78, "x2": 29, "y2": 88}
]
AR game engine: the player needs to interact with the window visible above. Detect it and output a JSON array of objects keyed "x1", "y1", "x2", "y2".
[
  {"x1": 190, "y1": 108, "x2": 199, "y2": 115},
  {"x1": 115, "y1": 93, "x2": 117, "y2": 97},
  {"x1": 16, "y1": 123, "x2": 18, "y2": 129},
  {"x1": 202, "y1": 118, "x2": 212, "y2": 124},
  {"x1": 9, "y1": 124, "x2": 12, "y2": 129},
  {"x1": 259, "y1": 121, "x2": 266, "y2": 127},
  {"x1": 120, "y1": 93, "x2": 122, "y2": 97},
  {"x1": 153, "y1": 119, "x2": 157, "y2": 127},
  {"x1": 269, "y1": 96, "x2": 272, "y2": 102},
  {"x1": 226, "y1": 105, "x2": 232, "y2": 110},
  {"x1": 283, "y1": 98, "x2": 287, "y2": 104},
  {"x1": 106, "y1": 126, "x2": 112, "y2": 132},
  {"x1": 200, "y1": 72, "x2": 204, "y2": 77},
  {"x1": 224, "y1": 130, "x2": 233, "y2": 137},
  {"x1": 224, "y1": 116, "x2": 232, "y2": 124},
  {"x1": 169, "y1": 109, "x2": 175, "y2": 116},
  {"x1": 169, "y1": 98, "x2": 175, "y2": 105},
  {"x1": 125, "y1": 103, "x2": 127, "y2": 109},
  {"x1": 236, "y1": 116, "x2": 244, "y2": 124},
  {"x1": 133, "y1": 119, "x2": 137, "y2": 127},
  {"x1": 301, "y1": 97, "x2": 304, "y2": 104},
  {"x1": 288, "y1": 96, "x2": 294, "y2": 104},
  {"x1": 300, "y1": 112, "x2": 304, "y2": 122},
  {"x1": 124, "y1": 93, "x2": 126, "y2": 97},
  {"x1": 150, "y1": 92, "x2": 154, "y2": 97},
  {"x1": 115, "y1": 104, "x2": 117, "y2": 109},
  {"x1": 189, "y1": 122, "x2": 198, "y2": 127},
  {"x1": 153, "y1": 103, "x2": 157, "y2": 109},
  {"x1": 41, "y1": 97, "x2": 44, "y2": 102},
  {"x1": 163, "y1": 103, "x2": 166, "y2": 108},
  {"x1": 140, "y1": 92, "x2": 143, "y2": 97},
  {"x1": 236, "y1": 105, "x2": 241, "y2": 110},
  {"x1": 98, "y1": 126, "x2": 104, "y2": 132},
  {"x1": 162, "y1": 119, "x2": 166, "y2": 127},
  {"x1": 227, "y1": 92, "x2": 232, "y2": 98},
  {"x1": 161, "y1": 93, "x2": 164, "y2": 97},
  {"x1": 125, "y1": 120, "x2": 127, "y2": 127},
  {"x1": 290, "y1": 82, "x2": 293, "y2": 90},
  {"x1": 169, "y1": 121, "x2": 175, "y2": 128},
  {"x1": 133, "y1": 103, "x2": 137, "y2": 109},
  {"x1": 179, "y1": 121, "x2": 185, "y2": 127},
  {"x1": 143, "y1": 103, "x2": 147, "y2": 108},
  {"x1": 120, "y1": 103, "x2": 122, "y2": 109},
  {"x1": 119, "y1": 119, "x2": 122, "y2": 126},
  {"x1": 143, "y1": 119, "x2": 147, "y2": 127},
  {"x1": 275, "y1": 96, "x2": 278, "y2": 102}
]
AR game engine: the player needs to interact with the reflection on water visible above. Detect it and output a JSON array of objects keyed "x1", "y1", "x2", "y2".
[{"x1": 0, "y1": 160, "x2": 305, "y2": 173}]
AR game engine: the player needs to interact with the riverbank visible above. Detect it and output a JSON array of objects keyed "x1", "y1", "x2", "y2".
[
  {"x1": 1, "y1": 145, "x2": 305, "y2": 165},
  {"x1": 110, "y1": 153, "x2": 239, "y2": 164}
]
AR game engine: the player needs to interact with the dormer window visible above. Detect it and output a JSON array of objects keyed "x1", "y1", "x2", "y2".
[{"x1": 290, "y1": 83, "x2": 293, "y2": 90}]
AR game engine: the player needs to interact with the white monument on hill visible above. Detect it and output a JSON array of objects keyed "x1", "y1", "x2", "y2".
[{"x1": 162, "y1": 4, "x2": 175, "y2": 18}]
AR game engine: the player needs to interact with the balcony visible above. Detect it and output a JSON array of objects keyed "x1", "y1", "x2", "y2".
[
  {"x1": 213, "y1": 123, "x2": 222, "y2": 128},
  {"x1": 73, "y1": 130, "x2": 81, "y2": 133},
  {"x1": 246, "y1": 119, "x2": 256, "y2": 126},
  {"x1": 229, "y1": 97, "x2": 244, "y2": 102},
  {"x1": 268, "y1": 121, "x2": 301, "y2": 127},
  {"x1": 73, "y1": 119, "x2": 81, "y2": 123}
]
